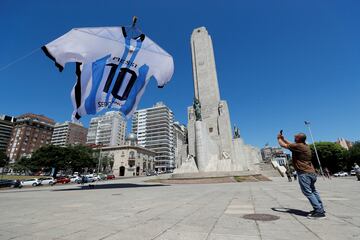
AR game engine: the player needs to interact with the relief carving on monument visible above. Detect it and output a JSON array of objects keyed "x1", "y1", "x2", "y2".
[
  {"x1": 221, "y1": 151, "x2": 230, "y2": 160},
  {"x1": 189, "y1": 108, "x2": 195, "y2": 121}
]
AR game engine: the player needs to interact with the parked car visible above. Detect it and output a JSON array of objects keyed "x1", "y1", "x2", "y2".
[
  {"x1": 334, "y1": 171, "x2": 348, "y2": 177},
  {"x1": 0, "y1": 179, "x2": 16, "y2": 188},
  {"x1": 21, "y1": 178, "x2": 41, "y2": 187},
  {"x1": 0, "y1": 179, "x2": 23, "y2": 188},
  {"x1": 350, "y1": 170, "x2": 356, "y2": 176},
  {"x1": 56, "y1": 176, "x2": 70, "y2": 184},
  {"x1": 85, "y1": 176, "x2": 96, "y2": 183},
  {"x1": 106, "y1": 174, "x2": 115, "y2": 180},
  {"x1": 146, "y1": 170, "x2": 159, "y2": 176},
  {"x1": 39, "y1": 177, "x2": 55, "y2": 186},
  {"x1": 94, "y1": 173, "x2": 107, "y2": 181},
  {"x1": 146, "y1": 171, "x2": 157, "y2": 176},
  {"x1": 69, "y1": 176, "x2": 82, "y2": 183}
]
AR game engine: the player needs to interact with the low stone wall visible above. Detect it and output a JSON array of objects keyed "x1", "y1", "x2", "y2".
[{"x1": 170, "y1": 170, "x2": 259, "y2": 179}]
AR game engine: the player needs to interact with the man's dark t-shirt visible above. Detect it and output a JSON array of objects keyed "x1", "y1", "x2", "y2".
[{"x1": 288, "y1": 143, "x2": 315, "y2": 173}]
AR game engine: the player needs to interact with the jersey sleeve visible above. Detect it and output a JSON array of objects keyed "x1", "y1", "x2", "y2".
[
  {"x1": 154, "y1": 54, "x2": 174, "y2": 88},
  {"x1": 141, "y1": 39, "x2": 174, "y2": 88},
  {"x1": 42, "y1": 28, "x2": 122, "y2": 72}
]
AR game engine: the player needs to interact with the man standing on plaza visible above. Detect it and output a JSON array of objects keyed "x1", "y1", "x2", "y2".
[{"x1": 277, "y1": 132, "x2": 326, "y2": 219}]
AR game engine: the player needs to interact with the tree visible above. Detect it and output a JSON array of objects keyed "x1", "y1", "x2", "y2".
[
  {"x1": 30, "y1": 145, "x2": 71, "y2": 176},
  {"x1": 26, "y1": 145, "x2": 97, "y2": 176},
  {"x1": 310, "y1": 142, "x2": 347, "y2": 173},
  {"x1": 0, "y1": 151, "x2": 9, "y2": 168},
  {"x1": 12, "y1": 157, "x2": 38, "y2": 174},
  {"x1": 66, "y1": 145, "x2": 97, "y2": 173},
  {"x1": 100, "y1": 154, "x2": 114, "y2": 173},
  {"x1": 347, "y1": 142, "x2": 360, "y2": 169}
]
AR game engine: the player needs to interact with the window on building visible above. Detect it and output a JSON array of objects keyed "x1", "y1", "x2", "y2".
[
  {"x1": 143, "y1": 162, "x2": 146, "y2": 171},
  {"x1": 128, "y1": 160, "x2": 135, "y2": 167}
]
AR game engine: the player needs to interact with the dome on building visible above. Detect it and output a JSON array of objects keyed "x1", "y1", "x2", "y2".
[{"x1": 126, "y1": 133, "x2": 137, "y2": 143}]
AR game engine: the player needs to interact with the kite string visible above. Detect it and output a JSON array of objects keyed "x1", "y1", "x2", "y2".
[{"x1": 0, "y1": 47, "x2": 40, "y2": 72}]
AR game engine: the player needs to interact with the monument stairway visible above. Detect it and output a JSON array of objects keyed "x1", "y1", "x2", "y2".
[{"x1": 257, "y1": 161, "x2": 283, "y2": 177}]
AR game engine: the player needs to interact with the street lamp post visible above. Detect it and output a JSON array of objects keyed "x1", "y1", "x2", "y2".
[{"x1": 304, "y1": 121, "x2": 324, "y2": 176}]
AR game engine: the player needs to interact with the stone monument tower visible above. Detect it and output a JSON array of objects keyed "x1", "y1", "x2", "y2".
[
  {"x1": 181, "y1": 26, "x2": 261, "y2": 173},
  {"x1": 188, "y1": 27, "x2": 233, "y2": 164}
]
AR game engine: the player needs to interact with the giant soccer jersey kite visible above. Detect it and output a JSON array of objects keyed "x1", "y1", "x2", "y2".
[{"x1": 42, "y1": 26, "x2": 174, "y2": 120}]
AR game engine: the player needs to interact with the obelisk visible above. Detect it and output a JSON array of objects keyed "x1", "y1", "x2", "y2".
[{"x1": 187, "y1": 27, "x2": 234, "y2": 170}]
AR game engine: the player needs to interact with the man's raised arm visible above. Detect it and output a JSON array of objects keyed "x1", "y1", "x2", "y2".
[{"x1": 277, "y1": 134, "x2": 291, "y2": 149}]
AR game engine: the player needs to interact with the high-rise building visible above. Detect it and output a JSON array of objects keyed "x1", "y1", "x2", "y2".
[
  {"x1": 6, "y1": 113, "x2": 55, "y2": 161},
  {"x1": 0, "y1": 115, "x2": 16, "y2": 153},
  {"x1": 173, "y1": 122, "x2": 187, "y2": 168},
  {"x1": 132, "y1": 102, "x2": 175, "y2": 171},
  {"x1": 51, "y1": 121, "x2": 88, "y2": 146},
  {"x1": 86, "y1": 111, "x2": 126, "y2": 146}
]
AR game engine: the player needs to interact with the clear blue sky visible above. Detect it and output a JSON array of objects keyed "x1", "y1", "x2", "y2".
[{"x1": 0, "y1": 0, "x2": 359, "y2": 148}]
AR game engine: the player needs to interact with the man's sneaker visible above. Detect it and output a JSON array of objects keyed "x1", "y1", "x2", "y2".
[
  {"x1": 307, "y1": 212, "x2": 326, "y2": 219},
  {"x1": 307, "y1": 210, "x2": 316, "y2": 217},
  {"x1": 307, "y1": 210, "x2": 326, "y2": 217}
]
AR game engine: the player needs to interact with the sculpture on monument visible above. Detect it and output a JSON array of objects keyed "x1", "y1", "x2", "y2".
[
  {"x1": 234, "y1": 125, "x2": 241, "y2": 139},
  {"x1": 218, "y1": 102, "x2": 224, "y2": 115},
  {"x1": 193, "y1": 98, "x2": 202, "y2": 121}
]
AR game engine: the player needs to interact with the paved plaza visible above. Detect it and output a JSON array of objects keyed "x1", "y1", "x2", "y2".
[{"x1": 0, "y1": 176, "x2": 359, "y2": 240}]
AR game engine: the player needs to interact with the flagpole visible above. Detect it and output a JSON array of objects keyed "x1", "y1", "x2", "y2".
[{"x1": 304, "y1": 121, "x2": 324, "y2": 176}]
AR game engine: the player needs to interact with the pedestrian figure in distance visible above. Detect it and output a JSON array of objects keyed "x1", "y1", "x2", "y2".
[
  {"x1": 293, "y1": 170, "x2": 297, "y2": 181},
  {"x1": 81, "y1": 175, "x2": 86, "y2": 185},
  {"x1": 277, "y1": 131, "x2": 326, "y2": 219},
  {"x1": 324, "y1": 167, "x2": 331, "y2": 179},
  {"x1": 285, "y1": 165, "x2": 292, "y2": 182},
  {"x1": 353, "y1": 163, "x2": 360, "y2": 181}
]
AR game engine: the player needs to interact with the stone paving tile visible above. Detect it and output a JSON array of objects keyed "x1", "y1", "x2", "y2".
[
  {"x1": 0, "y1": 176, "x2": 359, "y2": 240},
  {"x1": 211, "y1": 226, "x2": 260, "y2": 236},
  {"x1": 154, "y1": 230, "x2": 208, "y2": 240},
  {"x1": 207, "y1": 233, "x2": 261, "y2": 240}
]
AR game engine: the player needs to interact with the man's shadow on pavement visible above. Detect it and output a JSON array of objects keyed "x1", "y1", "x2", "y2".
[{"x1": 271, "y1": 207, "x2": 309, "y2": 217}]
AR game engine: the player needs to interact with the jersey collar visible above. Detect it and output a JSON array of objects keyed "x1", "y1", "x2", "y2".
[{"x1": 121, "y1": 27, "x2": 145, "y2": 42}]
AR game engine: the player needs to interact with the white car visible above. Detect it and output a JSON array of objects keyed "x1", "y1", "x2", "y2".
[
  {"x1": 69, "y1": 176, "x2": 81, "y2": 183},
  {"x1": 39, "y1": 177, "x2": 55, "y2": 186},
  {"x1": 21, "y1": 178, "x2": 41, "y2": 187},
  {"x1": 85, "y1": 175, "x2": 96, "y2": 182},
  {"x1": 334, "y1": 171, "x2": 348, "y2": 177}
]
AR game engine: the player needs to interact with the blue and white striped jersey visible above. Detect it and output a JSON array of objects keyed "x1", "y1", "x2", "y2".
[{"x1": 42, "y1": 26, "x2": 174, "y2": 120}]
